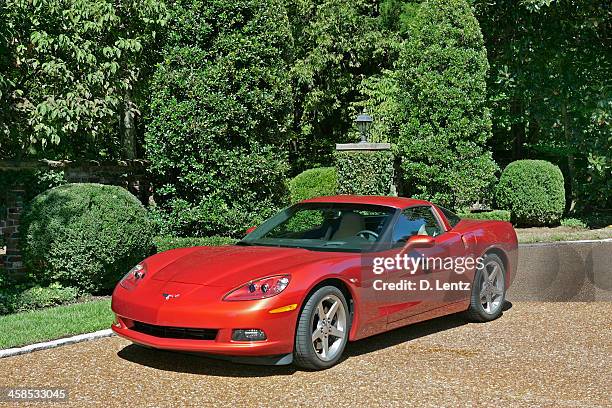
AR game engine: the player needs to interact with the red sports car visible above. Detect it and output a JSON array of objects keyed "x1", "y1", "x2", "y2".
[{"x1": 112, "y1": 195, "x2": 517, "y2": 369}]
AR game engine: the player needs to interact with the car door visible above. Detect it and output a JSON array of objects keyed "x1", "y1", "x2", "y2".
[{"x1": 382, "y1": 205, "x2": 450, "y2": 324}]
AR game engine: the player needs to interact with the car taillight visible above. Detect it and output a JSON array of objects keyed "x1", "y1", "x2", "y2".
[
  {"x1": 223, "y1": 275, "x2": 291, "y2": 301},
  {"x1": 119, "y1": 263, "x2": 147, "y2": 290}
]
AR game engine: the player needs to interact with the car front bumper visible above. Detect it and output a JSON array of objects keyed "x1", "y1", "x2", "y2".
[{"x1": 111, "y1": 282, "x2": 302, "y2": 358}]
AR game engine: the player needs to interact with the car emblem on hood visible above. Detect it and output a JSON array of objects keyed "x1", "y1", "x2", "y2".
[{"x1": 162, "y1": 293, "x2": 180, "y2": 300}]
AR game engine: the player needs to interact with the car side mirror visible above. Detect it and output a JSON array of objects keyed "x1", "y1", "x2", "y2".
[
  {"x1": 402, "y1": 235, "x2": 435, "y2": 251},
  {"x1": 245, "y1": 226, "x2": 257, "y2": 235}
]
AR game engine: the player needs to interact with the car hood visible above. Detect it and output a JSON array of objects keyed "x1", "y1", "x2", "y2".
[{"x1": 150, "y1": 245, "x2": 348, "y2": 287}]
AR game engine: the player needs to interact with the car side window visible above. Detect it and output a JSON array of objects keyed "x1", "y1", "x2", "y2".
[
  {"x1": 392, "y1": 206, "x2": 444, "y2": 243},
  {"x1": 438, "y1": 206, "x2": 461, "y2": 228}
]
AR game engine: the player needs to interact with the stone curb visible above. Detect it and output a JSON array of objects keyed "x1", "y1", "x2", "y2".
[
  {"x1": 519, "y1": 238, "x2": 612, "y2": 247},
  {"x1": 0, "y1": 329, "x2": 115, "y2": 359}
]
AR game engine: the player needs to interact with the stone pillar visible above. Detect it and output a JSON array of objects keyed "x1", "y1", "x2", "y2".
[
  {"x1": 0, "y1": 188, "x2": 26, "y2": 278},
  {"x1": 335, "y1": 143, "x2": 396, "y2": 196}
]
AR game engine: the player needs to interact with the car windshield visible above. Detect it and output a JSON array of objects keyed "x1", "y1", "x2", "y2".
[{"x1": 239, "y1": 203, "x2": 397, "y2": 252}]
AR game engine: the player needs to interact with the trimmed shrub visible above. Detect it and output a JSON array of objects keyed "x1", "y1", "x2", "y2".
[
  {"x1": 335, "y1": 151, "x2": 394, "y2": 195},
  {"x1": 21, "y1": 183, "x2": 154, "y2": 293},
  {"x1": 145, "y1": 0, "x2": 293, "y2": 238},
  {"x1": 289, "y1": 167, "x2": 338, "y2": 203},
  {"x1": 496, "y1": 160, "x2": 565, "y2": 226},
  {"x1": 459, "y1": 210, "x2": 511, "y2": 222},
  {"x1": 154, "y1": 236, "x2": 237, "y2": 253},
  {"x1": 370, "y1": 0, "x2": 498, "y2": 208}
]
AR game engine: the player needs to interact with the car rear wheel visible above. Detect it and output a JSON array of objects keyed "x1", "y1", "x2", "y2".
[
  {"x1": 466, "y1": 253, "x2": 506, "y2": 322},
  {"x1": 293, "y1": 286, "x2": 349, "y2": 370}
]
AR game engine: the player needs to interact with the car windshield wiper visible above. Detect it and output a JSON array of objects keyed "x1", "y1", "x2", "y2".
[
  {"x1": 322, "y1": 241, "x2": 346, "y2": 247},
  {"x1": 236, "y1": 241, "x2": 287, "y2": 248}
]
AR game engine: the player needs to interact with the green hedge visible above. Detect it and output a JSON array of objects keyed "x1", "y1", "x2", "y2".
[
  {"x1": 335, "y1": 151, "x2": 394, "y2": 195},
  {"x1": 145, "y1": 0, "x2": 293, "y2": 238},
  {"x1": 496, "y1": 160, "x2": 565, "y2": 226},
  {"x1": 154, "y1": 236, "x2": 237, "y2": 253},
  {"x1": 21, "y1": 183, "x2": 154, "y2": 293},
  {"x1": 0, "y1": 283, "x2": 80, "y2": 315},
  {"x1": 459, "y1": 210, "x2": 511, "y2": 222},
  {"x1": 289, "y1": 167, "x2": 338, "y2": 203}
]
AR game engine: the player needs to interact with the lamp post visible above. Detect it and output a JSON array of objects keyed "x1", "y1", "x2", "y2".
[{"x1": 355, "y1": 110, "x2": 373, "y2": 143}]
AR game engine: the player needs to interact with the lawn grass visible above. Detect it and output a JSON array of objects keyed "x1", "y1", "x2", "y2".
[
  {"x1": 516, "y1": 226, "x2": 612, "y2": 243},
  {"x1": 0, "y1": 298, "x2": 113, "y2": 349}
]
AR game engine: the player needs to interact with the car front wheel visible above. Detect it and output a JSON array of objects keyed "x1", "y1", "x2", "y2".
[{"x1": 293, "y1": 286, "x2": 350, "y2": 370}]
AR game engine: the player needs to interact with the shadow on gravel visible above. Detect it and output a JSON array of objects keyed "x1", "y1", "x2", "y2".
[
  {"x1": 344, "y1": 312, "x2": 467, "y2": 359},
  {"x1": 345, "y1": 301, "x2": 512, "y2": 360},
  {"x1": 117, "y1": 304, "x2": 514, "y2": 376},
  {"x1": 117, "y1": 345, "x2": 298, "y2": 377}
]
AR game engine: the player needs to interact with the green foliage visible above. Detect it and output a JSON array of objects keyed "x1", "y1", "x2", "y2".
[
  {"x1": 1, "y1": 0, "x2": 167, "y2": 158},
  {"x1": 560, "y1": 218, "x2": 587, "y2": 229},
  {"x1": 145, "y1": 0, "x2": 293, "y2": 238},
  {"x1": 335, "y1": 151, "x2": 394, "y2": 196},
  {"x1": 154, "y1": 236, "x2": 237, "y2": 253},
  {"x1": 0, "y1": 169, "x2": 67, "y2": 214},
  {"x1": 20, "y1": 183, "x2": 154, "y2": 293},
  {"x1": 568, "y1": 212, "x2": 612, "y2": 229},
  {"x1": 475, "y1": 0, "x2": 611, "y2": 210},
  {"x1": 0, "y1": 3, "x2": 12, "y2": 150},
  {"x1": 459, "y1": 210, "x2": 511, "y2": 222},
  {"x1": 353, "y1": 72, "x2": 403, "y2": 144},
  {"x1": 363, "y1": 0, "x2": 498, "y2": 208},
  {"x1": 289, "y1": 167, "x2": 338, "y2": 203},
  {"x1": 496, "y1": 160, "x2": 565, "y2": 226},
  {"x1": 0, "y1": 283, "x2": 80, "y2": 315},
  {"x1": 287, "y1": 0, "x2": 396, "y2": 172}
]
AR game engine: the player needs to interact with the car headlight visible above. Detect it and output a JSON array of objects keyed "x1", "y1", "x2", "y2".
[
  {"x1": 223, "y1": 275, "x2": 291, "y2": 301},
  {"x1": 119, "y1": 263, "x2": 147, "y2": 290}
]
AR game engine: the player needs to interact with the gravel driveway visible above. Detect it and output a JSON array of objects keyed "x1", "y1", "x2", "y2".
[{"x1": 1, "y1": 302, "x2": 610, "y2": 407}]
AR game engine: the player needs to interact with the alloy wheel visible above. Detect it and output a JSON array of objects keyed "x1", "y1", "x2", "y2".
[
  {"x1": 311, "y1": 294, "x2": 347, "y2": 362},
  {"x1": 479, "y1": 260, "x2": 505, "y2": 315}
]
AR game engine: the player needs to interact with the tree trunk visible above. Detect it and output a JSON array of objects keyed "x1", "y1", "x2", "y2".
[
  {"x1": 122, "y1": 90, "x2": 136, "y2": 159},
  {"x1": 510, "y1": 99, "x2": 525, "y2": 161},
  {"x1": 560, "y1": 99, "x2": 576, "y2": 212}
]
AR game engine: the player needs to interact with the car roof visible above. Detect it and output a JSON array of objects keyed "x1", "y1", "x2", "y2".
[{"x1": 300, "y1": 195, "x2": 432, "y2": 210}]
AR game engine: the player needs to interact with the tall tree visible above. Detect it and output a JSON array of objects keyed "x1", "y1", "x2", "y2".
[
  {"x1": 287, "y1": 0, "x2": 395, "y2": 173},
  {"x1": 362, "y1": 0, "x2": 498, "y2": 209},
  {"x1": 0, "y1": 3, "x2": 15, "y2": 157},
  {"x1": 476, "y1": 0, "x2": 611, "y2": 210},
  {"x1": 0, "y1": 0, "x2": 167, "y2": 159}
]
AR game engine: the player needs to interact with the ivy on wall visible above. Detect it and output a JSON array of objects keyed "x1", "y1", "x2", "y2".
[{"x1": 335, "y1": 150, "x2": 394, "y2": 196}]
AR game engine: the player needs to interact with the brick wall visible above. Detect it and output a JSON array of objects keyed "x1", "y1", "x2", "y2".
[
  {"x1": 0, "y1": 189, "x2": 25, "y2": 277},
  {"x1": 0, "y1": 160, "x2": 150, "y2": 279}
]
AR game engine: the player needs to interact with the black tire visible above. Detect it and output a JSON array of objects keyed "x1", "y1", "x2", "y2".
[
  {"x1": 293, "y1": 286, "x2": 350, "y2": 370},
  {"x1": 465, "y1": 253, "x2": 506, "y2": 322}
]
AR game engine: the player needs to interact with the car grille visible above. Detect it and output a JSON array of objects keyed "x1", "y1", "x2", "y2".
[{"x1": 131, "y1": 321, "x2": 218, "y2": 340}]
